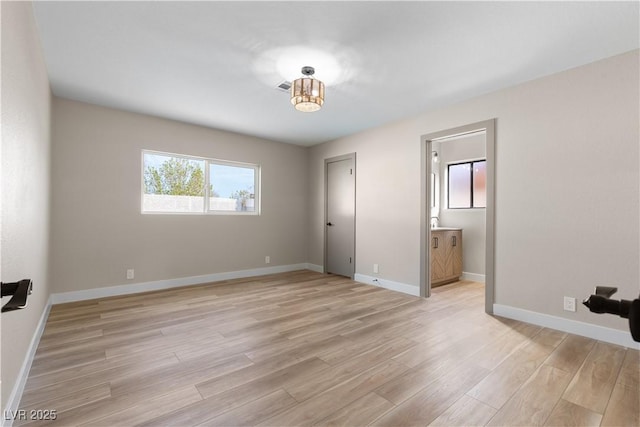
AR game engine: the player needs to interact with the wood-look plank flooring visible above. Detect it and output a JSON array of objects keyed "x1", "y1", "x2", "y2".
[{"x1": 16, "y1": 270, "x2": 639, "y2": 426}]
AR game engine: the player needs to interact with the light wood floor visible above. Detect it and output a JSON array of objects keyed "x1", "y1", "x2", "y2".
[{"x1": 18, "y1": 270, "x2": 639, "y2": 426}]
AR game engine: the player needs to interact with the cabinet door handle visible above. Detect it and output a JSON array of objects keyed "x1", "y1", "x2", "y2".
[
  {"x1": 452, "y1": 236, "x2": 457, "y2": 247},
  {"x1": 433, "y1": 237, "x2": 439, "y2": 249}
]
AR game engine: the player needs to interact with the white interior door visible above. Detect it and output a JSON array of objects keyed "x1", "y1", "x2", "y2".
[{"x1": 325, "y1": 155, "x2": 355, "y2": 277}]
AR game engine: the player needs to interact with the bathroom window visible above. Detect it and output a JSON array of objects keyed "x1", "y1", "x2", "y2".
[
  {"x1": 448, "y1": 160, "x2": 486, "y2": 209},
  {"x1": 142, "y1": 150, "x2": 260, "y2": 215}
]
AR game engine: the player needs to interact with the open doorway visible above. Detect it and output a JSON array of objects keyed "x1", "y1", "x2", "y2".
[{"x1": 420, "y1": 120, "x2": 496, "y2": 314}]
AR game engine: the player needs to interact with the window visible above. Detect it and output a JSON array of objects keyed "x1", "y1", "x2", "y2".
[
  {"x1": 448, "y1": 160, "x2": 486, "y2": 209},
  {"x1": 142, "y1": 150, "x2": 260, "y2": 215},
  {"x1": 209, "y1": 162, "x2": 258, "y2": 213}
]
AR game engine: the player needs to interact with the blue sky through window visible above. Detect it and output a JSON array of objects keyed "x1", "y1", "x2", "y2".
[{"x1": 209, "y1": 164, "x2": 254, "y2": 198}]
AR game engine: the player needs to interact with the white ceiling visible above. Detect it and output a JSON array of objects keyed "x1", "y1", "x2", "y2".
[{"x1": 32, "y1": 1, "x2": 639, "y2": 146}]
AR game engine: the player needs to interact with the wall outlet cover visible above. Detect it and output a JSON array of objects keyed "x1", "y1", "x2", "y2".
[
  {"x1": 563, "y1": 296, "x2": 576, "y2": 312},
  {"x1": 126, "y1": 269, "x2": 135, "y2": 280}
]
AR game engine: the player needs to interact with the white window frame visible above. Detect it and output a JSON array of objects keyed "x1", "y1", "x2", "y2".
[{"x1": 141, "y1": 149, "x2": 261, "y2": 215}]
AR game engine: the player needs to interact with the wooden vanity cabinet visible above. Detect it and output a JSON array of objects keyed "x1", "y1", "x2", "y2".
[{"x1": 430, "y1": 229, "x2": 462, "y2": 287}]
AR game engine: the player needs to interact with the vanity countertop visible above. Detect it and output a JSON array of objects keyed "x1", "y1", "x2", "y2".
[{"x1": 431, "y1": 227, "x2": 462, "y2": 231}]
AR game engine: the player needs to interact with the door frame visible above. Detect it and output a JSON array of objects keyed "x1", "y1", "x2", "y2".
[
  {"x1": 324, "y1": 153, "x2": 356, "y2": 279},
  {"x1": 420, "y1": 119, "x2": 496, "y2": 314}
]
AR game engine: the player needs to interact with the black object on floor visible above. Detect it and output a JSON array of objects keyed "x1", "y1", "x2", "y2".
[{"x1": 1, "y1": 279, "x2": 33, "y2": 312}]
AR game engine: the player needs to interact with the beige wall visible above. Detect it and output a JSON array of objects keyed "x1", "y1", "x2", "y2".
[
  {"x1": 50, "y1": 99, "x2": 308, "y2": 293},
  {"x1": 309, "y1": 50, "x2": 639, "y2": 331},
  {"x1": 1, "y1": 1, "x2": 52, "y2": 411}
]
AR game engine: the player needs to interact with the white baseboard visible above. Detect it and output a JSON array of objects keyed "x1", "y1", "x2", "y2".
[
  {"x1": 462, "y1": 272, "x2": 485, "y2": 283},
  {"x1": 354, "y1": 274, "x2": 420, "y2": 297},
  {"x1": 305, "y1": 263, "x2": 324, "y2": 273},
  {"x1": 493, "y1": 304, "x2": 639, "y2": 350},
  {"x1": 2, "y1": 296, "x2": 53, "y2": 427},
  {"x1": 51, "y1": 263, "x2": 316, "y2": 304}
]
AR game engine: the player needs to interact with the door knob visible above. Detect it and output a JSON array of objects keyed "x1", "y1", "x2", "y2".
[{"x1": 326, "y1": 222, "x2": 333, "y2": 226}]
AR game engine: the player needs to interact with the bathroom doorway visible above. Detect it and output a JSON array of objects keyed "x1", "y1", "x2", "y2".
[{"x1": 420, "y1": 119, "x2": 496, "y2": 314}]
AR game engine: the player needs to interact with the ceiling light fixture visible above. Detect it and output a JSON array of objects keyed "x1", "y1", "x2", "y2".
[{"x1": 291, "y1": 66, "x2": 325, "y2": 112}]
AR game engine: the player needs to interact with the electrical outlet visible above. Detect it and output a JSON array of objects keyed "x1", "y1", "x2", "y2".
[
  {"x1": 563, "y1": 296, "x2": 576, "y2": 312},
  {"x1": 373, "y1": 264, "x2": 379, "y2": 274},
  {"x1": 265, "y1": 256, "x2": 271, "y2": 264},
  {"x1": 126, "y1": 269, "x2": 135, "y2": 280}
]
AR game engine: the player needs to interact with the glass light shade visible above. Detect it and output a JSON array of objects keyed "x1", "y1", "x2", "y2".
[{"x1": 291, "y1": 77, "x2": 325, "y2": 112}]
